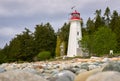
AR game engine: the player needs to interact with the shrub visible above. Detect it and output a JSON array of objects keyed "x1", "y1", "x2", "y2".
[{"x1": 37, "y1": 51, "x2": 51, "y2": 61}]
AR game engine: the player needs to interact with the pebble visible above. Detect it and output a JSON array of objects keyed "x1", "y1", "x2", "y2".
[{"x1": 0, "y1": 57, "x2": 119, "y2": 81}]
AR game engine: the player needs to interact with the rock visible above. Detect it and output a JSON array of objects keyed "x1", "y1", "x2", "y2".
[
  {"x1": 22, "y1": 67, "x2": 38, "y2": 74},
  {"x1": 33, "y1": 65, "x2": 43, "y2": 69},
  {"x1": 80, "y1": 63, "x2": 89, "y2": 70},
  {"x1": 102, "y1": 61, "x2": 120, "y2": 72},
  {"x1": 102, "y1": 58, "x2": 111, "y2": 62},
  {"x1": 0, "y1": 68, "x2": 6, "y2": 73},
  {"x1": 75, "y1": 69, "x2": 87, "y2": 75},
  {"x1": 86, "y1": 71, "x2": 120, "y2": 81},
  {"x1": 90, "y1": 56, "x2": 100, "y2": 59},
  {"x1": 49, "y1": 70, "x2": 76, "y2": 81},
  {"x1": 74, "y1": 68, "x2": 102, "y2": 81},
  {"x1": 0, "y1": 70, "x2": 48, "y2": 81},
  {"x1": 88, "y1": 64, "x2": 97, "y2": 70}
]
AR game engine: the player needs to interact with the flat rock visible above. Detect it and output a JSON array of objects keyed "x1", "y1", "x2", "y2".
[
  {"x1": 74, "y1": 68, "x2": 102, "y2": 81},
  {"x1": 102, "y1": 61, "x2": 120, "y2": 72},
  {"x1": 86, "y1": 71, "x2": 120, "y2": 81},
  {"x1": 49, "y1": 70, "x2": 75, "y2": 81},
  {"x1": 0, "y1": 70, "x2": 48, "y2": 81}
]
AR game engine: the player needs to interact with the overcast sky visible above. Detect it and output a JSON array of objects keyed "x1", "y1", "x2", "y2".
[{"x1": 0, "y1": 0, "x2": 120, "y2": 48}]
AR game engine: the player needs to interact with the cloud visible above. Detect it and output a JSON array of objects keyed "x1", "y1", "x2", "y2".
[
  {"x1": 0, "y1": 0, "x2": 97, "y2": 17},
  {"x1": 0, "y1": 27, "x2": 22, "y2": 48},
  {"x1": 0, "y1": 27, "x2": 21, "y2": 37}
]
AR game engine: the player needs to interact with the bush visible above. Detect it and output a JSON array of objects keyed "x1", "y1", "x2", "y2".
[{"x1": 37, "y1": 51, "x2": 51, "y2": 61}]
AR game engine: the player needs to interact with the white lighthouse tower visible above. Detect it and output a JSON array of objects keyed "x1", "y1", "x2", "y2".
[{"x1": 67, "y1": 10, "x2": 82, "y2": 57}]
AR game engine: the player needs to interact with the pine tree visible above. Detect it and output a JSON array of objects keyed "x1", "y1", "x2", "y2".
[
  {"x1": 94, "y1": 9, "x2": 105, "y2": 30},
  {"x1": 104, "y1": 7, "x2": 111, "y2": 26},
  {"x1": 55, "y1": 36, "x2": 61, "y2": 57},
  {"x1": 8, "y1": 28, "x2": 35, "y2": 61},
  {"x1": 92, "y1": 27, "x2": 117, "y2": 56},
  {"x1": 86, "y1": 17, "x2": 95, "y2": 34},
  {"x1": 34, "y1": 23, "x2": 56, "y2": 57},
  {"x1": 109, "y1": 11, "x2": 120, "y2": 52},
  {"x1": 58, "y1": 23, "x2": 70, "y2": 54}
]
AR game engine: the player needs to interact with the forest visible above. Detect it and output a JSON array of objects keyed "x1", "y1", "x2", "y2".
[{"x1": 0, "y1": 7, "x2": 120, "y2": 63}]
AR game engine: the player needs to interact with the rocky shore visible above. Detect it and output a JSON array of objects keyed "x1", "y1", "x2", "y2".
[{"x1": 0, "y1": 57, "x2": 120, "y2": 81}]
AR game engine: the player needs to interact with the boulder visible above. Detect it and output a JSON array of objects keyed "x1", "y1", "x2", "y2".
[
  {"x1": 0, "y1": 70, "x2": 48, "y2": 81},
  {"x1": 48, "y1": 70, "x2": 76, "y2": 81},
  {"x1": 86, "y1": 71, "x2": 120, "y2": 81},
  {"x1": 102, "y1": 61, "x2": 120, "y2": 72},
  {"x1": 74, "y1": 68, "x2": 102, "y2": 81},
  {"x1": 102, "y1": 58, "x2": 111, "y2": 62},
  {"x1": 0, "y1": 68, "x2": 6, "y2": 73}
]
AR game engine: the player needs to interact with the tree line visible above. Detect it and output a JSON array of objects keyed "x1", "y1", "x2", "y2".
[
  {"x1": 81, "y1": 7, "x2": 120, "y2": 56},
  {"x1": 0, "y1": 7, "x2": 120, "y2": 63},
  {"x1": 0, "y1": 23, "x2": 57, "y2": 63}
]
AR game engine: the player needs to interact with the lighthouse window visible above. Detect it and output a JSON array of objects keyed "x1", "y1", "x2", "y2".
[
  {"x1": 77, "y1": 32, "x2": 79, "y2": 35},
  {"x1": 73, "y1": 14, "x2": 79, "y2": 17}
]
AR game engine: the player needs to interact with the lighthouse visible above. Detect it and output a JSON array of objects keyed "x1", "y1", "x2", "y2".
[{"x1": 67, "y1": 10, "x2": 82, "y2": 57}]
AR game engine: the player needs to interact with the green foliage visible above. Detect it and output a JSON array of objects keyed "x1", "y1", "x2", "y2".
[
  {"x1": 94, "y1": 9, "x2": 105, "y2": 29},
  {"x1": 92, "y1": 27, "x2": 117, "y2": 56},
  {"x1": 86, "y1": 17, "x2": 95, "y2": 34},
  {"x1": 84, "y1": 7, "x2": 120, "y2": 55},
  {"x1": 8, "y1": 28, "x2": 35, "y2": 61},
  {"x1": 104, "y1": 7, "x2": 111, "y2": 25},
  {"x1": 58, "y1": 23, "x2": 70, "y2": 42},
  {"x1": 0, "y1": 23, "x2": 56, "y2": 63},
  {"x1": 0, "y1": 48, "x2": 7, "y2": 63},
  {"x1": 57, "y1": 23, "x2": 70, "y2": 54},
  {"x1": 81, "y1": 27, "x2": 117, "y2": 56},
  {"x1": 37, "y1": 51, "x2": 51, "y2": 61},
  {"x1": 34, "y1": 23, "x2": 56, "y2": 57},
  {"x1": 109, "y1": 10, "x2": 120, "y2": 52},
  {"x1": 55, "y1": 36, "x2": 61, "y2": 56}
]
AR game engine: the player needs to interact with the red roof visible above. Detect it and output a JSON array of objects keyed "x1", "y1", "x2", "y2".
[
  {"x1": 70, "y1": 10, "x2": 80, "y2": 20},
  {"x1": 71, "y1": 10, "x2": 80, "y2": 15}
]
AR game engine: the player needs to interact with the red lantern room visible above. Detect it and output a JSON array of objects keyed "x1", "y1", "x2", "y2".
[{"x1": 70, "y1": 10, "x2": 80, "y2": 20}]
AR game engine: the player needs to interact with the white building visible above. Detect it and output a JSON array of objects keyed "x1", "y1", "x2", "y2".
[{"x1": 67, "y1": 10, "x2": 82, "y2": 57}]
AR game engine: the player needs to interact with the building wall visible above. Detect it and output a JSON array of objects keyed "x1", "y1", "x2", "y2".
[{"x1": 67, "y1": 20, "x2": 82, "y2": 57}]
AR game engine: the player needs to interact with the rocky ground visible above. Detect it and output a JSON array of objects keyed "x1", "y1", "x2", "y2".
[{"x1": 0, "y1": 57, "x2": 120, "y2": 81}]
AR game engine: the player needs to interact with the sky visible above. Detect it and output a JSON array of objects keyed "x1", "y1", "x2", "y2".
[{"x1": 0, "y1": 0, "x2": 120, "y2": 48}]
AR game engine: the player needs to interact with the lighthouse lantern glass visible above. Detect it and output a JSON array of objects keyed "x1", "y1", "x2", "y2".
[{"x1": 71, "y1": 10, "x2": 80, "y2": 20}]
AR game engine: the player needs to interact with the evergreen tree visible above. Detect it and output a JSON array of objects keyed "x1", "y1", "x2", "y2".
[
  {"x1": 0, "y1": 44, "x2": 8, "y2": 63},
  {"x1": 81, "y1": 27, "x2": 117, "y2": 56},
  {"x1": 94, "y1": 9, "x2": 105, "y2": 30},
  {"x1": 109, "y1": 10, "x2": 120, "y2": 52},
  {"x1": 55, "y1": 36, "x2": 61, "y2": 56},
  {"x1": 92, "y1": 27, "x2": 117, "y2": 56},
  {"x1": 86, "y1": 17, "x2": 95, "y2": 34},
  {"x1": 8, "y1": 28, "x2": 35, "y2": 61},
  {"x1": 104, "y1": 7, "x2": 111, "y2": 26},
  {"x1": 58, "y1": 23, "x2": 70, "y2": 54},
  {"x1": 34, "y1": 23, "x2": 56, "y2": 57}
]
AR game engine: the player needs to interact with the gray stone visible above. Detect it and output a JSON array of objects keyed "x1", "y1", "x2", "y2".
[
  {"x1": 88, "y1": 64, "x2": 97, "y2": 70},
  {"x1": 80, "y1": 63, "x2": 89, "y2": 70},
  {"x1": 49, "y1": 70, "x2": 76, "y2": 81},
  {"x1": 102, "y1": 58, "x2": 111, "y2": 62},
  {"x1": 90, "y1": 56, "x2": 100, "y2": 59},
  {"x1": 0, "y1": 70, "x2": 48, "y2": 81},
  {"x1": 74, "y1": 68, "x2": 102, "y2": 81},
  {"x1": 75, "y1": 69, "x2": 87, "y2": 75},
  {"x1": 22, "y1": 67, "x2": 38, "y2": 74},
  {"x1": 102, "y1": 61, "x2": 120, "y2": 72},
  {"x1": 86, "y1": 71, "x2": 120, "y2": 81},
  {"x1": 0, "y1": 68, "x2": 6, "y2": 73}
]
